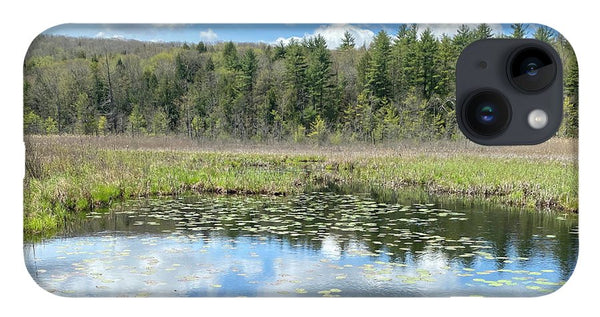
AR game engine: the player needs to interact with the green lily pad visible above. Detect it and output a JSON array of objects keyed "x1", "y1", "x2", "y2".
[{"x1": 295, "y1": 288, "x2": 307, "y2": 294}]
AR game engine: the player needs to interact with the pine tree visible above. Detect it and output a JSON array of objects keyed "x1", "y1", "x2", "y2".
[
  {"x1": 417, "y1": 28, "x2": 439, "y2": 100},
  {"x1": 434, "y1": 34, "x2": 455, "y2": 98},
  {"x1": 453, "y1": 25, "x2": 474, "y2": 52},
  {"x1": 391, "y1": 24, "x2": 419, "y2": 101},
  {"x1": 24, "y1": 111, "x2": 43, "y2": 134},
  {"x1": 128, "y1": 104, "x2": 146, "y2": 135},
  {"x1": 90, "y1": 56, "x2": 109, "y2": 117},
  {"x1": 273, "y1": 41, "x2": 286, "y2": 60},
  {"x1": 44, "y1": 117, "x2": 59, "y2": 134},
  {"x1": 534, "y1": 26, "x2": 555, "y2": 43},
  {"x1": 308, "y1": 114, "x2": 327, "y2": 143},
  {"x1": 196, "y1": 41, "x2": 207, "y2": 53},
  {"x1": 339, "y1": 31, "x2": 356, "y2": 50},
  {"x1": 564, "y1": 57, "x2": 578, "y2": 137},
  {"x1": 74, "y1": 93, "x2": 96, "y2": 134},
  {"x1": 151, "y1": 110, "x2": 169, "y2": 135},
  {"x1": 356, "y1": 50, "x2": 371, "y2": 91},
  {"x1": 366, "y1": 30, "x2": 392, "y2": 104},
  {"x1": 222, "y1": 41, "x2": 239, "y2": 70},
  {"x1": 510, "y1": 24, "x2": 528, "y2": 38},
  {"x1": 97, "y1": 116, "x2": 108, "y2": 135},
  {"x1": 239, "y1": 49, "x2": 259, "y2": 136},
  {"x1": 474, "y1": 24, "x2": 494, "y2": 40},
  {"x1": 284, "y1": 39, "x2": 309, "y2": 126},
  {"x1": 306, "y1": 35, "x2": 334, "y2": 121}
]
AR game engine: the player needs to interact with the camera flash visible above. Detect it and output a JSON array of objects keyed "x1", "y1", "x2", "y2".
[{"x1": 528, "y1": 109, "x2": 548, "y2": 129}]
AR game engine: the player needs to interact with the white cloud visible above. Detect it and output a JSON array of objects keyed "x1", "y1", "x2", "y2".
[
  {"x1": 199, "y1": 28, "x2": 218, "y2": 42},
  {"x1": 273, "y1": 24, "x2": 375, "y2": 49},
  {"x1": 271, "y1": 24, "x2": 506, "y2": 49},
  {"x1": 272, "y1": 36, "x2": 303, "y2": 46},
  {"x1": 313, "y1": 24, "x2": 375, "y2": 48},
  {"x1": 94, "y1": 32, "x2": 125, "y2": 40},
  {"x1": 417, "y1": 24, "x2": 504, "y2": 39}
]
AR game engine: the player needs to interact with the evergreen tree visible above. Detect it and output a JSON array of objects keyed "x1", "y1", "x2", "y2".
[
  {"x1": 510, "y1": 24, "x2": 528, "y2": 38},
  {"x1": 90, "y1": 56, "x2": 109, "y2": 117},
  {"x1": 222, "y1": 41, "x2": 239, "y2": 70},
  {"x1": 564, "y1": 57, "x2": 578, "y2": 137},
  {"x1": 196, "y1": 41, "x2": 207, "y2": 53},
  {"x1": 391, "y1": 24, "x2": 419, "y2": 101},
  {"x1": 74, "y1": 93, "x2": 96, "y2": 134},
  {"x1": 434, "y1": 34, "x2": 455, "y2": 98},
  {"x1": 397, "y1": 24, "x2": 419, "y2": 89},
  {"x1": 44, "y1": 117, "x2": 59, "y2": 134},
  {"x1": 24, "y1": 111, "x2": 43, "y2": 134},
  {"x1": 273, "y1": 41, "x2": 286, "y2": 60},
  {"x1": 97, "y1": 116, "x2": 108, "y2": 135},
  {"x1": 366, "y1": 30, "x2": 392, "y2": 104},
  {"x1": 128, "y1": 104, "x2": 146, "y2": 135},
  {"x1": 356, "y1": 50, "x2": 371, "y2": 91},
  {"x1": 284, "y1": 39, "x2": 309, "y2": 126},
  {"x1": 239, "y1": 49, "x2": 259, "y2": 136},
  {"x1": 339, "y1": 31, "x2": 356, "y2": 50},
  {"x1": 306, "y1": 35, "x2": 334, "y2": 122},
  {"x1": 473, "y1": 24, "x2": 494, "y2": 40},
  {"x1": 453, "y1": 25, "x2": 474, "y2": 52},
  {"x1": 151, "y1": 110, "x2": 169, "y2": 135},
  {"x1": 534, "y1": 25, "x2": 555, "y2": 43},
  {"x1": 417, "y1": 28, "x2": 439, "y2": 100}
]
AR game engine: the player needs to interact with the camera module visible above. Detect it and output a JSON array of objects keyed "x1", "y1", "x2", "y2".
[{"x1": 456, "y1": 39, "x2": 563, "y2": 145}]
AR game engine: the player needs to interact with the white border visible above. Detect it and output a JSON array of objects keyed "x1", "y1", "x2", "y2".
[{"x1": 1, "y1": 1, "x2": 596, "y2": 316}]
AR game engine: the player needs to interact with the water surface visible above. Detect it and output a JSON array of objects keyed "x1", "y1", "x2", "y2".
[{"x1": 24, "y1": 192, "x2": 578, "y2": 297}]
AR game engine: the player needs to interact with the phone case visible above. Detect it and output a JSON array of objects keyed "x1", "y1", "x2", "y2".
[{"x1": 23, "y1": 24, "x2": 578, "y2": 297}]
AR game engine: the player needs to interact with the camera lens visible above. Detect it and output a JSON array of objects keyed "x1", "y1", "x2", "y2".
[
  {"x1": 463, "y1": 90, "x2": 511, "y2": 137},
  {"x1": 524, "y1": 59, "x2": 541, "y2": 76},
  {"x1": 476, "y1": 105, "x2": 496, "y2": 124},
  {"x1": 509, "y1": 46, "x2": 556, "y2": 92}
]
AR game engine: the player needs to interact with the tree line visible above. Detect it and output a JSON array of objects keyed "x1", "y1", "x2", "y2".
[{"x1": 23, "y1": 24, "x2": 579, "y2": 142}]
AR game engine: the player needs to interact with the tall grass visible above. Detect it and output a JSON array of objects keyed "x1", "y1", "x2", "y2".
[{"x1": 23, "y1": 135, "x2": 578, "y2": 237}]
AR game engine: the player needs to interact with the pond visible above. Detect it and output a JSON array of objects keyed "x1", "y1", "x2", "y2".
[{"x1": 24, "y1": 192, "x2": 578, "y2": 297}]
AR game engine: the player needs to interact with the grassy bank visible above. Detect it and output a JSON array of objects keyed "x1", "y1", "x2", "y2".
[{"x1": 24, "y1": 136, "x2": 578, "y2": 236}]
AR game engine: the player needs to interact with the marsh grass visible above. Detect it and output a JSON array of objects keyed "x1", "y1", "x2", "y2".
[{"x1": 23, "y1": 135, "x2": 578, "y2": 237}]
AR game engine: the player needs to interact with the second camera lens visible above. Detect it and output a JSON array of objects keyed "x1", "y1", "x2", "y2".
[{"x1": 509, "y1": 46, "x2": 557, "y2": 92}]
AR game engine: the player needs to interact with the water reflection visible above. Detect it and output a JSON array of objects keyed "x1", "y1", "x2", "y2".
[{"x1": 24, "y1": 192, "x2": 578, "y2": 296}]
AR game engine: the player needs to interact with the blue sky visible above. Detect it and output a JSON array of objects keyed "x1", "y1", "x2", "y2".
[{"x1": 43, "y1": 24, "x2": 536, "y2": 48}]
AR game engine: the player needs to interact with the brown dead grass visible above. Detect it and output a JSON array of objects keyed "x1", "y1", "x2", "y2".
[{"x1": 28, "y1": 135, "x2": 577, "y2": 162}]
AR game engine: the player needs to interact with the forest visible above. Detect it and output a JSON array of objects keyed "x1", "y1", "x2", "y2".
[{"x1": 23, "y1": 24, "x2": 579, "y2": 143}]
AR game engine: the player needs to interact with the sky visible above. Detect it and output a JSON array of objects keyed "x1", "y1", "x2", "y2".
[{"x1": 40, "y1": 23, "x2": 545, "y2": 49}]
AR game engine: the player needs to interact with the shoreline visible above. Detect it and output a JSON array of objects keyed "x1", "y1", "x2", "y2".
[{"x1": 24, "y1": 136, "x2": 579, "y2": 238}]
